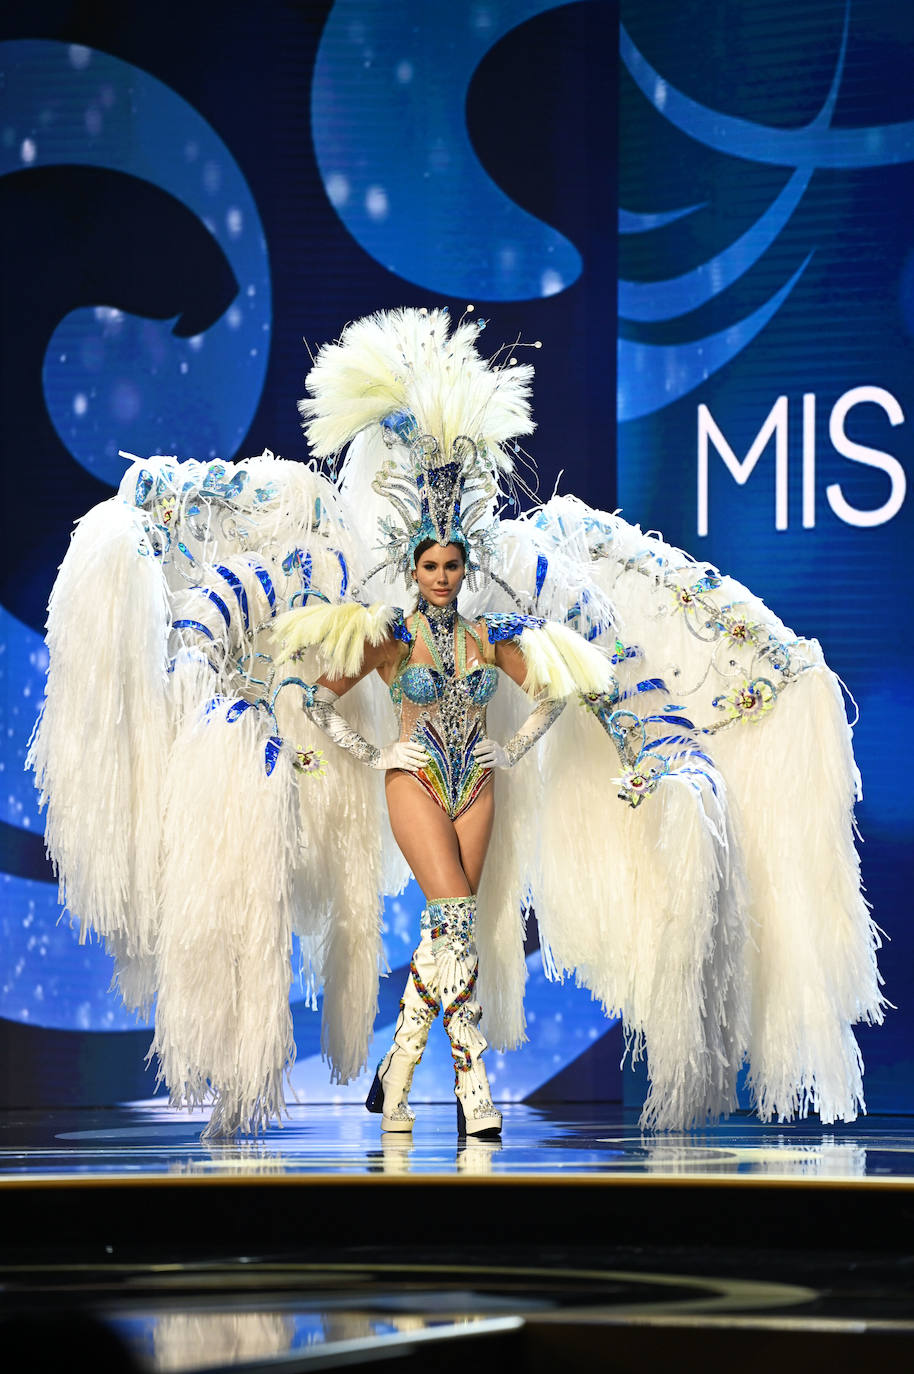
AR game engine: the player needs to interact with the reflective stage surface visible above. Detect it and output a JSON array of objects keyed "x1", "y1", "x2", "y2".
[
  {"x1": 2, "y1": 1102, "x2": 914, "y2": 1181},
  {"x1": 2, "y1": 1106, "x2": 913, "y2": 1371}
]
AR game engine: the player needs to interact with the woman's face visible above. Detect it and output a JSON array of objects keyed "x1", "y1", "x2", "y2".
[{"x1": 412, "y1": 543, "x2": 466, "y2": 607}]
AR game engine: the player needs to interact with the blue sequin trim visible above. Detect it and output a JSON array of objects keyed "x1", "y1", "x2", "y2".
[
  {"x1": 200, "y1": 698, "x2": 293, "y2": 777},
  {"x1": 190, "y1": 586, "x2": 231, "y2": 629},
  {"x1": 250, "y1": 560, "x2": 276, "y2": 610},
  {"x1": 215, "y1": 565, "x2": 250, "y2": 630},
  {"x1": 167, "y1": 648, "x2": 217, "y2": 675},
  {"x1": 134, "y1": 470, "x2": 154, "y2": 506},
  {"x1": 172, "y1": 619, "x2": 215, "y2": 641},
  {"x1": 381, "y1": 409, "x2": 419, "y2": 444},
  {"x1": 390, "y1": 608, "x2": 413, "y2": 644},
  {"x1": 264, "y1": 735, "x2": 283, "y2": 776},
  {"x1": 481, "y1": 611, "x2": 545, "y2": 642},
  {"x1": 270, "y1": 676, "x2": 317, "y2": 710},
  {"x1": 283, "y1": 548, "x2": 313, "y2": 603}
]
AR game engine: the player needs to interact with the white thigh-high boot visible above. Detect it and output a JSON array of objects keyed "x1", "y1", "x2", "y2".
[
  {"x1": 366, "y1": 912, "x2": 439, "y2": 1132},
  {"x1": 428, "y1": 895, "x2": 503, "y2": 1139}
]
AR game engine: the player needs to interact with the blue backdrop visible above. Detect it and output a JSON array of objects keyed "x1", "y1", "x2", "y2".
[
  {"x1": 0, "y1": 0, "x2": 909, "y2": 1115},
  {"x1": 618, "y1": 0, "x2": 913, "y2": 1112}
]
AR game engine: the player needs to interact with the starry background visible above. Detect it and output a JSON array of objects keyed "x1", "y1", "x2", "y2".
[{"x1": 1, "y1": 0, "x2": 910, "y2": 1114}]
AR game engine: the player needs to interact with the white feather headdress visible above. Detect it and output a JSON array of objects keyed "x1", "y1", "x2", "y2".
[{"x1": 299, "y1": 307, "x2": 537, "y2": 585}]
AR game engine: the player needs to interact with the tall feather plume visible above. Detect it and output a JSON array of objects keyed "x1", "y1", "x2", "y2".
[{"x1": 299, "y1": 308, "x2": 535, "y2": 474}]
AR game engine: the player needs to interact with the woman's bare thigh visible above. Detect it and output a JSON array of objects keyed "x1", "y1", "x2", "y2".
[
  {"x1": 453, "y1": 784, "x2": 494, "y2": 893},
  {"x1": 385, "y1": 773, "x2": 494, "y2": 900}
]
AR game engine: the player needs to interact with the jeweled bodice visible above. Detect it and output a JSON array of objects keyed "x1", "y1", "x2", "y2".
[
  {"x1": 395, "y1": 662, "x2": 499, "y2": 707},
  {"x1": 389, "y1": 600, "x2": 497, "y2": 818}
]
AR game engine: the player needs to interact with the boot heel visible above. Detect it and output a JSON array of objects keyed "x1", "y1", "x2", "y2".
[
  {"x1": 456, "y1": 1096, "x2": 502, "y2": 1139},
  {"x1": 365, "y1": 1067, "x2": 384, "y2": 1114},
  {"x1": 368, "y1": 1051, "x2": 416, "y2": 1131}
]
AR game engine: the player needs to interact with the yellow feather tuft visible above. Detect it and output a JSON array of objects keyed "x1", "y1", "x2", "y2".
[
  {"x1": 516, "y1": 623, "x2": 614, "y2": 699},
  {"x1": 273, "y1": 602, "x2": 396, "y2": 680}
]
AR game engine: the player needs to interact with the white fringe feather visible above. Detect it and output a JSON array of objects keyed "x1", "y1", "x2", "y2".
[
  {"x1": 26, "y1": 498, "x2": 170, "y2": 1013},
  {"x1": 153, "y1": 698, "x2": 298, "y2": 1136}
]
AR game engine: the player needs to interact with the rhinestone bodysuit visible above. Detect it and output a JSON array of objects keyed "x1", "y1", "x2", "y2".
[{"x1": 389, "y1": 599, "x2": 498, "y2": 819}]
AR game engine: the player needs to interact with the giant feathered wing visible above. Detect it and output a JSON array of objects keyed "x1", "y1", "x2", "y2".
[
  {"x1": 29, "y1": 452, "x2": 407, "y2": 1134},
  {"x1": 27, "y1": 497, "x2": 171, "y2": 1017},
  {"x1": 479, "y1": 494, "x2": 883, "y2": 1127}
]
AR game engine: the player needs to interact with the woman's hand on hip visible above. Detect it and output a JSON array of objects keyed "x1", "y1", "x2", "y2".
[
  {"x1": 376, "y1": 741, "x2": 427, "y2": 772},
  {"x1": 473, "y1": 737, "x2": 509, "y2": 769}
]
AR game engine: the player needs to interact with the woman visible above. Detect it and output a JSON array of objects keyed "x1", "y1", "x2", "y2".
[
  {"x1": 268, "y1": 305, "x2": 615, "y2": 1138},
  {"x1": 29, "y1": 306, "x2": 882, "y2": 1139},
  {"x1": 298, "y1": 535, "x2": 568, "y2": 1137}
]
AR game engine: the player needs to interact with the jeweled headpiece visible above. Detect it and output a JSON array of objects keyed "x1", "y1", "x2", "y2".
[{"x1": 298, "y1": 307, "x2": 536, "y2": 587}]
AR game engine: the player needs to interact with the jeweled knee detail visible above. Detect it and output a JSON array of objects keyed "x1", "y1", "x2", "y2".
[{"x1": 427, "y1": 895, "x2": 476, "y2": 956}]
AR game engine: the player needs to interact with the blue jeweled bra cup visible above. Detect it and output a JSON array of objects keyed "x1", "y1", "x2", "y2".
[
  {"x1": 462, "y1": 664, "x2": 499, "y2": 706},
  {"x1": 397, "y1": 664, "x2": 442, "y2": 705},
  {"x1": 392, "y1": 663, "x2": 499, "y2": 707}
]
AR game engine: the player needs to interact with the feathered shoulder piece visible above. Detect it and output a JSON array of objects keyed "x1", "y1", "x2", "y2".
[
  {"x1": 274, "y1": 601, "x2": 406, "y2": 681},
  {"x1": 481, "y1": 613, "x2": 614, "y2": 700}
]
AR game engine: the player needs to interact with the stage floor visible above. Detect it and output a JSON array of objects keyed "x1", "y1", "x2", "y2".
[
  {"x1": 2, "y1": 1101, "x2": 914, "y2": 1182},
  {"x1": 2, "y1": 1105, "x2": 913, "y2": 1371}
]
